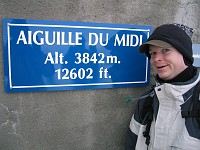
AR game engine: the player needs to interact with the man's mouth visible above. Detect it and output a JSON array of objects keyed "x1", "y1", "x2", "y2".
[{"x1": 157, "y1": 65, "x2": 167, "y2": 69}]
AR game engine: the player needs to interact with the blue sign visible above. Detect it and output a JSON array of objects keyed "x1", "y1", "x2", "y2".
[
  {"x1": 193, "y1": 44, "x2": 200, "y2": 67},
  {"x1": 2, "y1": 18, "x2": 152, "y2": 92}
]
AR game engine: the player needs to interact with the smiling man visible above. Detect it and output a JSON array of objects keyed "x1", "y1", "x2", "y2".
[
  {"x1": 149, "y1": 45, "x2": 187, "y2": 80},
  {"x1": 125, "y1": 24, "x2": 200, "y2": 150}
]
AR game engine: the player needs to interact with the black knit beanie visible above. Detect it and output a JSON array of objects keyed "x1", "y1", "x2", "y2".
[{"x1": 139, "y1": 23, "x2": 194, "y2": 65}]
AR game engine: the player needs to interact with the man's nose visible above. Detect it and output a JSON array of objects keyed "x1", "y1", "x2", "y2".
[{"x1": 152, "y1": 53, "x2": 163, "y2": 62}]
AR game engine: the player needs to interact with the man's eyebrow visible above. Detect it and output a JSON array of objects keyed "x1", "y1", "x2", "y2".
[{"x1": 149, "y1": 48, "x2": 154, "y2": 52}]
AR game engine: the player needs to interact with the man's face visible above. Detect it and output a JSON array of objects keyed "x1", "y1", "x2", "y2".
[{"x1": 149, "y1": 45, "x2": 188, "y2": 80}]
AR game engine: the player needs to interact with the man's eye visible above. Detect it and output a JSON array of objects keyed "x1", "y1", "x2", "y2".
[
  {"x1": 163, "y1": 49, "x2": 170, "y2": 53},
  {"x1": 149, "y1": 52, "x2": 156, "y2": 56}
]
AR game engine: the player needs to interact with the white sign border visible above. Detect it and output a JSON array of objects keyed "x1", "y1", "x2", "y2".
[{"x1": 7, "y1": 23, "x2": 150, "y2": 89}]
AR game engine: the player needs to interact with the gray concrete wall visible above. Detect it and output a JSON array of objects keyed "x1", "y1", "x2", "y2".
[{"x1": 0, "y1": 0, "x2": 200, "y2": 150}]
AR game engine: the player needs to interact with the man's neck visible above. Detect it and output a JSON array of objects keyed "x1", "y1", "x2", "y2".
[{"x1": 157, "y1": 65, "x2": 197, "y2": 83}]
